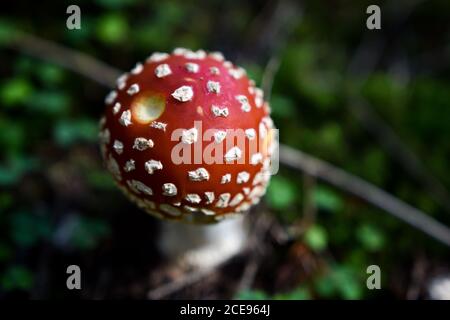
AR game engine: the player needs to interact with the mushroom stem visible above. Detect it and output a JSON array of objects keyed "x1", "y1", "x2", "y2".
[{"x1": 158, "y1": 217, "x2": 247, "y2": 270}]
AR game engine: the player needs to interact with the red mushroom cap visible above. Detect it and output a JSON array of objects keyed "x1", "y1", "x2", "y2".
[{"x1": 99, "y1": 48, "x2": 276, "y2": 223}]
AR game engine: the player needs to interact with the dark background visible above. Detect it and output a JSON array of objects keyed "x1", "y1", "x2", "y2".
[{"x1": 0, "y1": 0, "x2": 449, "y2": 299}]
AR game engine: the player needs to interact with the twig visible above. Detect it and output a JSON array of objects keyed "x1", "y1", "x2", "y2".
[
  {"x1": 147, "y1": 267, "x2": 214, "y2": 300},
  {"x1": 239, "y1": 0, "x2": 301, "y2": 63},
  {"x1": 347, "y1": 95, "x2": 450, "y2": 213},
  {"x1": 5, "y1": 31, "x2": 121, "y2": 88},
  {"x1": 344, "y1": 0, "x2": 450, "y2": 212},
  {"x1": 4, "y1": 30, "x2": 450, "y2": 247},
  {"x1": 236, "y1": 213, "x2": 273, "y2": 292},
  {"x1": 261, "y1": 55, "x2": 281, "y2": 101},
  {"x1": 279, "y1": 144, "x2": 450, "y2": 247}
]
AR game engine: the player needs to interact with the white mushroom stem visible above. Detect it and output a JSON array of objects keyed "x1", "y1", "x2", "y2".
[{"x1": 157, "y1": 217, "x2": 247, "y2": 270}]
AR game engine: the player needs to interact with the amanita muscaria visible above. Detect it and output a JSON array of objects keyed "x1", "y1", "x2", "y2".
[{"x1": 99, "y1": 48, "x2": 276, "y2": 224}]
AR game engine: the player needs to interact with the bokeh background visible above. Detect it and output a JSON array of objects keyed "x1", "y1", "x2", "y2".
[{"x1": 1, "y1": 0, "x2": 450, "y2": 299}]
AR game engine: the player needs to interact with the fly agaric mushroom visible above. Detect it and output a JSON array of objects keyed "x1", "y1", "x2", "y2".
[{"x1": 99, "y1": 48, "x2": 276, "y2": 225}]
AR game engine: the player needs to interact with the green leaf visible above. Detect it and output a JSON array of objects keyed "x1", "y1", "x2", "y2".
[
  {"x1": 356, "y1": 224, "x2": 385, "y2": 251},
  {"x1": 0, "y1": 78, "x2": 33, "y2": 106},
  {"x1": 70, "y1": 217, "x2": 111, "y2": 250},
  {"x1": 266, "y1": 175, "x2": 298, "y2": 209},
  {"x1": 95, "y1": 0, "x2": 139, "y2": 9},
  {"x1": 54, "y1": 119, "x2": 98, "y2": 146},
  {"x1": 235, "y1": 289, "x2": 269, "y2": 300},
  {"x1": 1, "y1": 265, "x2": 34, "y2": 291},
  {"x1": 314, "y1": 274, "x2": 335, "y2": 297},
  {"x1": 313, "y1": 186, "x2": 343, "y2": 212},
  {"x1": 0, "y1": 192, "x2": 13, "y2": 211},
  {"x1": 273, "y1": 287, "x2": 311, "y2": 300},
  {"x1": 270, "y1": 94, "x2": 297, "y2": 119},
  {"x1": 332, "y1": 266, "x2": 363, "y2": 300},
  {"x1": 86, "y1": 170, "x2": 115, "y2": 190},
  {"x1": 0, "y1": 242, "x2": 12, "y2": 262},
  {"x1": 36, "y1": 64, "x2": 65, "y2": 85},
  {"x1": 26, "y1": 91, "x2": 70, "y2": 115},
  {"x1": 0, "y1": 118, "x2": 26, "y2": 153},
  {"x1": 10, "y1": 211, "x2": 53, "y2": 247},
  {"x1": 96, "y1": 13, "x2": 129, "y2": 44},
  {"x1": 304, "y1": 224, "x2": 328, "y2": 251},
  {"x1": 0, "y1": 19, "x2": 16, "y2": 44},
  {"x1": 0, "y1": 155, "x2": 39, "y2": 186}
]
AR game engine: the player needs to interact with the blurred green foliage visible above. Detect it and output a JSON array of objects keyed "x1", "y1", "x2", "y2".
[{"x1": 0, "y1": 0, "x2": 449, "y2": 299}]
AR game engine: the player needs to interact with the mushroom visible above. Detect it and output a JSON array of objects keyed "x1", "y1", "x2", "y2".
[{"x1": 99, "y1": 48, "x2": 276, "y2": 269}]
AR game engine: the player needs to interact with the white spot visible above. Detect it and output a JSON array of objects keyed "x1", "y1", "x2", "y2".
[
  {"x1": 245, "y1": 128, "x2": 256, "y2": 140},
  {"x1": 124, "y1": 159, "x2": 135, "y2": 172},
  {"x1": 113, "y1": 140, "x2": 124, "y2": 154},
  {"x1": 150, "y1": 121, "x2": 167, "y2": 131},
  {"x1": 184, "y1": 49, "x2": 206, "y2": 59},
  {"x1": 221, "y1": 174, "x2": 231, "y2": 184},
  {"x1": 155, "y1": 64, "x2": 172, "y2": 78},
  {"x1": 173, "y1": 47, "x2": 189, "y2": 55},
  {"x1": 131, "y1": 62, "x2": 143, "y2": 75},
  {"x1": 183, "y1": 205, "x2": 199, "y2": 213},
  {"x1": 185, "y1": 62, "x2": 199, "y2": 73},
  {"x1": 98, "y1": 128, "x2": 110, "y2": 144},
  {"x1": 248, "y1": 86, "x2": 255, "y2": 95},
  {"x1": 254, "y1": 88, "x2": 264, "y2": 108},
  {"x1": 207, "y1": 81, "x2": 221, "y2": 94},
  {"x1": 236, "y1": 95, "x2": 251, "y2": 112},
  {"x1": 143, "y1": 199, "x2": 156, "y2": 209},
  {"x1": 127, "y1": 84, "x2": 140, "y2": 96},
  {"x1": 237, "y1": 171, "x2": 250, "y2": 184},
  {"x1": 262, "y1": 116, "x2": 274, "y2": 128},
  {"x1": 249, "y1": 186, "x2": 266, "y2": 199},
  {"x1": 172, "y1": 85, "x2": 194, "y2": 102},
  {"x1": 243, "y1": 187, "x2": 250, "y2": 195},
  {"x1": 107, "y1": 155, "x2": 121, "y2": 181},
  {"x1": 251, "y1": 153, "x2": 263, "y2": 165},
  {"x1": 236, "y1": 202, "x2": 251, "y2": 212},
  {"x1": 201, "y1": 208, "x2": 216, "y2": 216},
  {"x1": 113, "y1": 102, "x2": 121, "y2": 115},
  {"x1": 204, "y1": 192, "x2": 215, "y2": 204},
  {"x1": 229, "y1": 193, "x2": 244, "y2": 207},
  {"x1": 119, "y1": 110, "x2": 132, "y2": 126},
  {"x1": 209, "y1": 52, "x2": 224, "y2": 61},
  {"x1": 185, "y1": 194, "x2": 201, "y2": 204},
  {"x1": 181, "y1": 127, "x2": 198, "y2": 144},
  {"x1": 224, "y1": 146, "x2": 242, "y2": 162},
  {"x1": 214, "y1": 130, "x2": 227, "y2": 143},
  {"x1": 160, "y1": 204, "x2": 181, "y2": 216},
  {"x1": 99, "y1": 116, "x2": 106, "y2": 128},
  {"x1": 259, "y1": 121, "x2": 267, "y2": 138},
  {"x1": 255, "y1": 96, "x2": 263, "y2": 108},
  {"x1": 209, "y1": 67, "x2": 220, "y2": 75},
  {"x1": 133, "y1": 137, "x2": 154, "y2": 151},
  {"x1": 162, "y1": 183, "x2": 177, "y2": 196},
  {"x1": 146, "y1": 52, "x2": 169, "y2": 63},
  {"x1": 173, "y1": 202, "x2": 181, "y2": 207},
  {"x1": 229, "y1": 67, "x2": 246, "y2": 79},
  {"x1": 144, "y1": 160, "x2": 163, "y2": 174},
  {"x1": 116, "y1": 73, "x2": 128, "y2": 90},
  {"x1": 127, "y1": 180, "x2": 153, "y2": 195},
  {"x1": 252, "y1": 172, "x2": 264, "y2": 186},
  {"x1": 223, "y1": 61, "x2": 233, "y2": 68},
  {"x1": 105, "y1": 90, "x2": 117, "y2": 104},
  {"x1": 215, "y1": 193, "x2": 231, "y2": 208},
  {"x1": 211, "y1": 105, "x2": 229, "y2": 117},
  {"x1": 188, "y1": 168, "x2": 210, "y2": 181}
]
